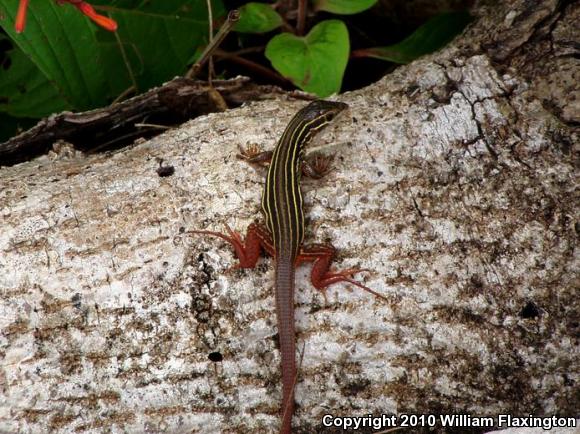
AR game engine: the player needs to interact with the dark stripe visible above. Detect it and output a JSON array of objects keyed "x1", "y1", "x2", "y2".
[{"x1": 262, "y1": 102, "x2": 341, "y2": 259}]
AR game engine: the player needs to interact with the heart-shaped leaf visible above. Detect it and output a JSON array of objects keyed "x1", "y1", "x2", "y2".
[
  {"x1": 235, "y1": 2, "x2": 282, "y2": 33},
  {"x1": 312, "y1": 0, "x2": 378, "y2": 15},
  {"x1": 265, "y1": 19, "x2": 349, "y2": 97}
]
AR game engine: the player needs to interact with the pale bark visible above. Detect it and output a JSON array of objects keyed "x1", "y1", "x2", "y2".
[{"x1": 0, "y1": 0, "x2": 577, "y2": 433}]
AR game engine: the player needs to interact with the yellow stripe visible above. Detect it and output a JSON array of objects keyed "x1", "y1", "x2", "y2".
[{"x1": 262, "y1": 102, "x2": 341, "y2": 258}]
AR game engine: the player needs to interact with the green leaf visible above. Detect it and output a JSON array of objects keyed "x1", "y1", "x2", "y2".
[
  {"x1": 265, "y1": 20, "x2": 349, "y2": 97},
  {"x1": 313, "y1": 0, "x2": 378, "y2": 15},
  {"x1": 0, "y1": 35, "x2": 71, "y2": 118},
  {"x1": 235, "y1": 2, "x2": 282, "y2": 33},
  {"x1": 0, "y1": 0, "x2": 225, "y2": 115},
  {"x1": 352, "y1": 11, "x2": 473, "y2": 64},
  {"x1": 90, "y1": 0, "x2": 226, "y2": 91},
  {"x1": 0, "y1": 0, "x2": 110, "y2": 110}
]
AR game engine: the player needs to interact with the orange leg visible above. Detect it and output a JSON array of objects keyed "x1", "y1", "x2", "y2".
[
  {"x1": 193, "y1": 225, "x2": 386, "y2": 301},
  {"x1": 237, "y1": 144, "x2": 273, "y2": 168},
  {"x1": 302, "y1": 154, "x2": 334, "y2": 179},
  {"x1": 237, "y1": 144, "x2": 333, "y2": 179},
  {"x1": 297, "y1": 243, "x2": 387, "y2": 301},
  {"x1": 191, "y1": 223, "x2": 275, "y2": 268}
]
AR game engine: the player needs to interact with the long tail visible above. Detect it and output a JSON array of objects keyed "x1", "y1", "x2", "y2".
[{"x1": 275, "y1": 258, "x2": 296, "y2": 434}]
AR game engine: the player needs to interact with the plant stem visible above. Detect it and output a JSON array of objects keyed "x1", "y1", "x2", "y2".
[
  {"x1": 206, "y1": 0, "x2": 214, "y2": 84},
  {"x1": 297, "y1": 0, "x2": 307, "y2": 35},
  {"x1": 215, "y1": 51, "x2": 290, "y2": 87},
  {"x1": 186, "y1": 9, "x2": 240, "y2": 79}
]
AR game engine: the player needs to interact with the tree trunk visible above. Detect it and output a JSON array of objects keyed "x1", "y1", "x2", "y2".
[{"x1": 0, "y1": 0, "x2": 577, "y2": 433}]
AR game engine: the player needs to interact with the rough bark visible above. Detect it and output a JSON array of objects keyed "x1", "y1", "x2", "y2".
[{"x1": 0, "y1": 1, "x2": 577, "y2": 433}]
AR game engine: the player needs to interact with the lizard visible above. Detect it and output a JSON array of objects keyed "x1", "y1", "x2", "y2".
[{"x1": 193, "y1": 100, "x2": 385, "y2": 433}]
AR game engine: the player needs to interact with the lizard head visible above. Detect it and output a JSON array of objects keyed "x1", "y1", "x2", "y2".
[{"x1": 297, "y1": 100, "x2": 349, "y2": 131}]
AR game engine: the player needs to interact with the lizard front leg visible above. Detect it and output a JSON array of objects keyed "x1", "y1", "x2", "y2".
[{"x1": 238, "y1": 144, "x2": 334, "y2": 179}]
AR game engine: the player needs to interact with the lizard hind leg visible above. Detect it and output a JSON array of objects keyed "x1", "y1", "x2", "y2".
[
  {"x1": 297, "y1": 243, "x2": 388, "y2": 302},
  {"x1": 190, "y1": 223, "x2": 265, "y2": 269}
]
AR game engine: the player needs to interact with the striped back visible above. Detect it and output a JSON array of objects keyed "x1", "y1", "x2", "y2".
[{"x1": 261, "y1": 100, "x2": 348, "y2": 259}]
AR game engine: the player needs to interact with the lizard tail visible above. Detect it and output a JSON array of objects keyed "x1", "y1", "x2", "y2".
[{"x1": 275, "y1": 259, "x2": 296, "y2": 434}]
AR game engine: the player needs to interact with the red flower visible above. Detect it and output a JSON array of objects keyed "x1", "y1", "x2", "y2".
[
  {"x1": 15, "y1": 0, "x2": 29, "y2": 33},
  {"x1": 15, "y1": 0, "x2": 117, "y2": 33}
]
